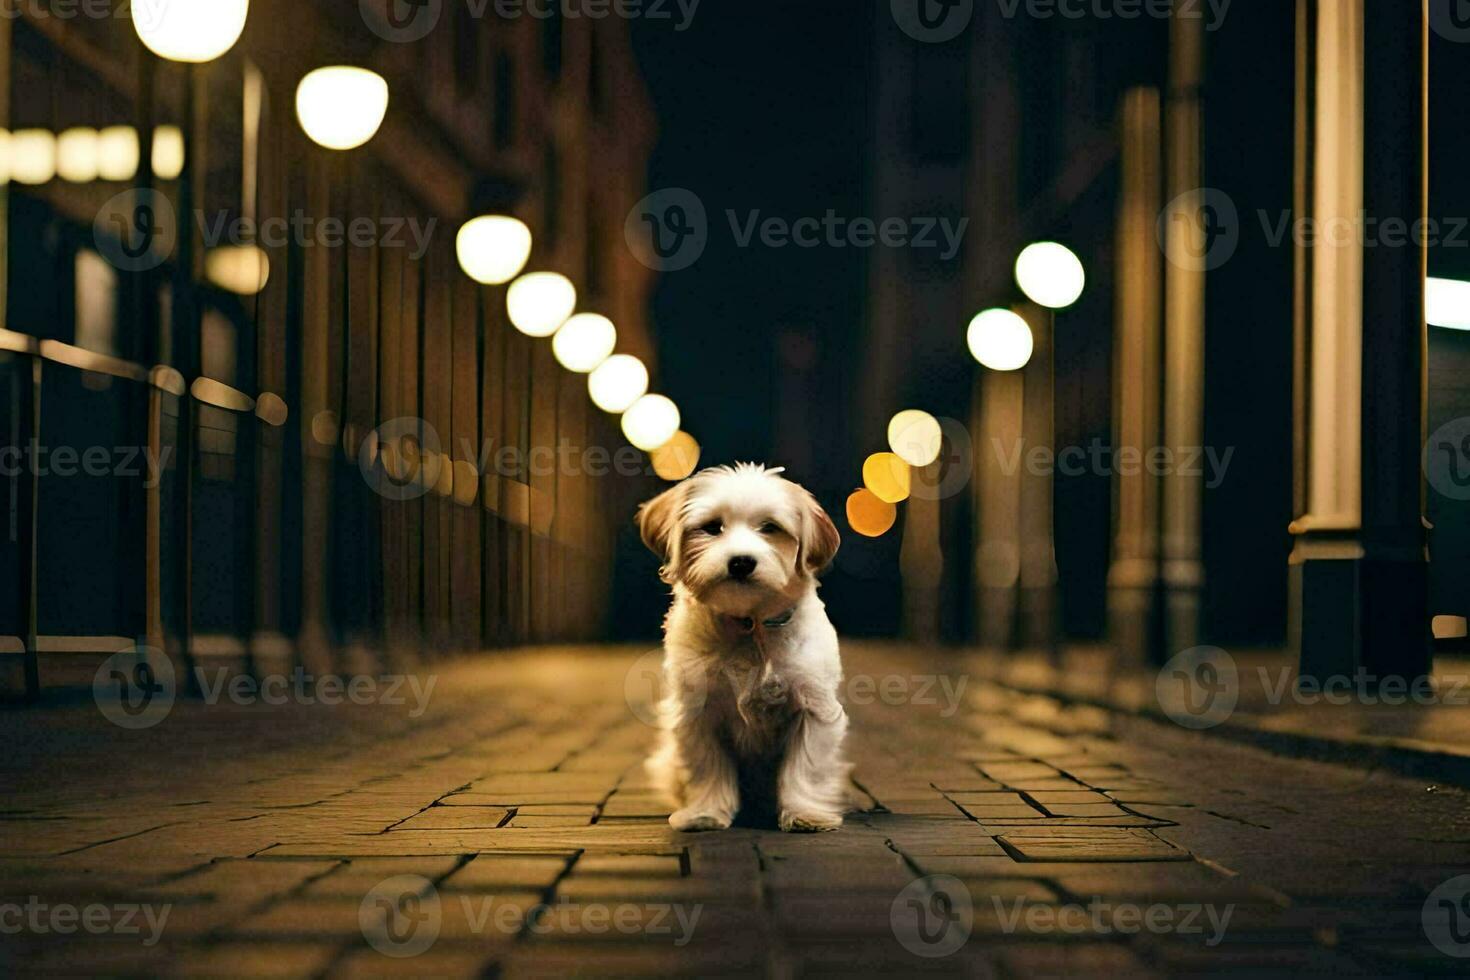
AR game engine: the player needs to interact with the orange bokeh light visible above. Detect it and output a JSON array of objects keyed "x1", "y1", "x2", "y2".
[{"x1": 846, "y1": 488, "x2": 897, "y2": 537}]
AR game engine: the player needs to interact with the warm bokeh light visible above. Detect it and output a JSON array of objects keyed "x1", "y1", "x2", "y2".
[
  {"x1": 295, "y1": 67, "x2": 389, "y2": 150},
  {"x1": 862, "y1": 452, "x2": 911, "y2": 504},
  {"x1": 11, "y1": 129, "x2": 55, "y2": 185},
  {"x1": 133, "y1": 0, "x2": 248, "y2": 63},
  {"x1": 846, "y1": 488, "x2": 897, "y2": 537},
  {"x1": 1427, "y1": 277, "x2": 1470, "y2": 330},
  {"x1": 506, "y1": 271, "x2": 577, "y2": 337},
  {"x1": 456, "y1": 215, "x2": 532, "y2": 285},
  {"x1": 887, "y1": 409, "x2": 942, "y2": 467},
  {"x1": 1015, "y1": 241, "x2": 1085, "y2": 309},
  {"x1": 967, "y1": 307, "x2": 1034, "y2": 371},
  {"x1": 587, "y1": 354, "x2": 649, "y2": 413},
  {"x1": 98, "y1": 126, "x2": 141, "y2": 181},
  {"x1": 56, "y1": 127, "x2": 99, "y2": 183},
  {"x1": 651, "y1": 431, "x2": 701, "y2": 481},
  {"x1": 151, "y1": 125, "x2": 185, "y2": 179},
  {"x1": 552, "y1": 313, "x2": 618, "y2": 373},
  {"x1": 205, "y1": 244, "x2": 270, "y2": 295},
  {"x1": 621, "y1": 394, "x2": 681, "y2": 451}
]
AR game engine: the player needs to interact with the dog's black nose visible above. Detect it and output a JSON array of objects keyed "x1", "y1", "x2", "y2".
[{"x1": 728, "y1": 556, "x2": 757, "y2": 580}]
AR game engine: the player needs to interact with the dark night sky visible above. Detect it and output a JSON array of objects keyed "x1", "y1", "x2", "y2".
[
  {"x1": 617, "y1": 4, "x2": 888, "y2": 638},
  {"x1": 629, "y1": 2, "x2": 873, "y2": 491}
]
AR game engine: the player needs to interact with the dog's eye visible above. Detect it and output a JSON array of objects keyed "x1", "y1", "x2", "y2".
[
  {"x1": 699, "y1": 521, "x2": 723, "y2": 536},
  {"x1": 759, "y1": 521, "x2": 782, "y2": 535}
]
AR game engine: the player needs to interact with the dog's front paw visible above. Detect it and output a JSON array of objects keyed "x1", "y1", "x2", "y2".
[
  {"x1": 669, "y1": 808, "x2": 732, "y2": 832},
  {"x1": 779, "y1": 810, "x2": 842, "y2": 833}
]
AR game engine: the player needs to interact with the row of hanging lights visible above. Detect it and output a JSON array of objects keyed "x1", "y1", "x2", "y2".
[{"x1": 134, "y1": 0, "x2": 697, "y2": 475}]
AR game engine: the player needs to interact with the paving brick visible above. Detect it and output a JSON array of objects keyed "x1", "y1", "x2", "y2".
[
  {"x1": 572, "y1": 854, "x2": 684, "y2": 877},
  {"x1": 170, "y1": 941, "x2": 340, "y2": 978},
  {"x1": 504, "y1": 814, "x2": 595, "y2": 828},
  {"x1": 441, "y1": 854, "x2": 571, "y2": 891},
  {"x1": 326, "y1": 945, "x2": 495, "y2": 979},
  {"x1": 997, "y1": 828, "x2": 1191, "y2": 862},
  {"x1": 390, "y1": 806, "x2": 510, "y2": 830}
]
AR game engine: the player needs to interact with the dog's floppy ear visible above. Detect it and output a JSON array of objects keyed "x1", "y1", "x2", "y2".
[
  {"x1": 797, "y1": 487, "x2": 840, "y2": 574},
  {"x1": 635, "y1": 483, "x2": 685, "y2": 575}
]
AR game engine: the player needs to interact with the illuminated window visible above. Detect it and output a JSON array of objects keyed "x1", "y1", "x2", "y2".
[
  {"x1": 74, "y1": 249, "x2": 118, "y2": 356},
  {"x1": 201, "y1": 308, "x2": 238, "y2": 387}
]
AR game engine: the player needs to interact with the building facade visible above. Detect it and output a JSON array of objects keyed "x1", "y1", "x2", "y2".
[{"x1": 0, "y1": 1, "x2": 657, "y2": 695}]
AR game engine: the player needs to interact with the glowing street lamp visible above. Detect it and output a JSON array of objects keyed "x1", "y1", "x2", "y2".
[
  {"x1": 588, "y1": 354, "x2": 648, "y2": 413},
  {"x1": 10, "y1": 129, "x2": 56, "y2": 185},
  {"x1": 456, "y1": 215, "x2": 532, "y2": 285},
  {"x1": 99, "y1": 126, "x2": 141, "y2": 181},
  {"x1": 133, "y1": 0, "x2": 248, "y2": 63},
  {"x1": 205, "y1": 244, "x2": 270, "y2": 295},
  {"x1": 506, "y1": 271, "x2": 576, "y2": 337},
  {"x1": 552, "y1": 313, "x2": 618, "y2": 373},
  {"x1": 1015, "y1": 241, "x2": 1085, "y2": 310},
  {"x1": 1427, "y1": 277, "x2": 1470, "y2": 330},
  {"x1": 622, "y1": 394, "x2": 681, "y2": 451},
  {"x1": 887, "y1": 409, "x2": 942, "y2": 468},
  {"x1": 967, "y1": 307, "x2": 1034, "y2": 371},
  {"x1": 295, "y1": 67, "x2": 389, "y2": 151},
  {"x1": 151, "y1": 126, "x2": 185, "y2": 180},
  {"x1": 55, "y1": 128, "x2": 99, "y2": 183}
]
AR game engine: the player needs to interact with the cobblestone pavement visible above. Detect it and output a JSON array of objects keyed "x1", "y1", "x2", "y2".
[{"x1": 2, "y1": 644, "x2": 1469, "y2": 977}]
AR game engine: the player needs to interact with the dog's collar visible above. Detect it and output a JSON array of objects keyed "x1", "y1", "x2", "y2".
[{"x1": 724, "y1": 607, "x2": 796, "y2": 636}]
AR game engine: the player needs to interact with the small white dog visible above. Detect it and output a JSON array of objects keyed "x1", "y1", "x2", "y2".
[{"x1": 637, "y1": 463, "x2": 850, "y2": 833}]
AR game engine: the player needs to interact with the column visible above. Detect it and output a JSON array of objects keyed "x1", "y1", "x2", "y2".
[
  {"x1": 1108, "y1": 86, "x2": 1166, "y2": 665},
  {"x1": 1017, "y1": 303, "x2": 1058, "y2": 653},
  {"x1": 1289, "y1": 0, "x2": 1430, "y2": 681},
  {"x1": 973, "y1": 369, "x2": 1023, "y2": 649},
  {"x1": 1160, "y1": 11, "x2": 1207, "y2": 658}
]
